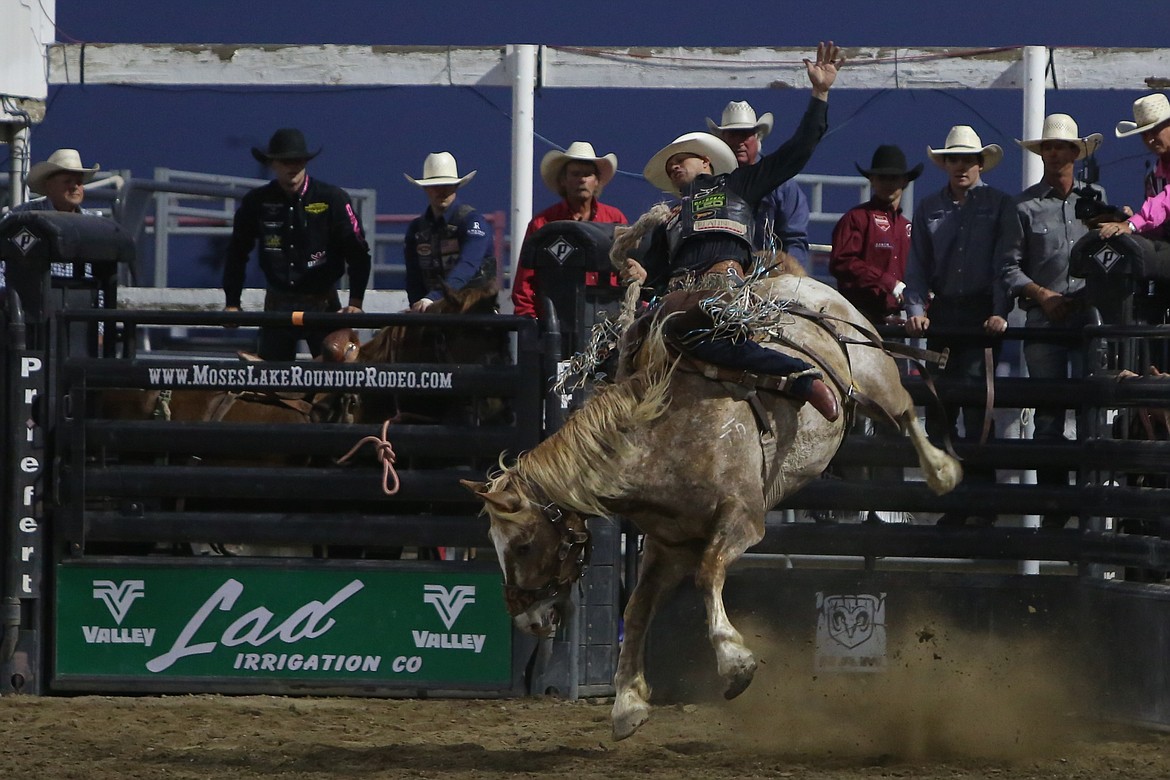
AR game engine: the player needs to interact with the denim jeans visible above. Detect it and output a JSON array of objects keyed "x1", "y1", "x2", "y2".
[{"x1": 1022, "y1": 305, "x2": 1087, "y2": 490}]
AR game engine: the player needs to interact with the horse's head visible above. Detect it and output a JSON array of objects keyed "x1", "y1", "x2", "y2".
[
  {"x1": 461, "y1": 475, "x2": 590, "y2": 638},
  {"x1": 309, "y1": 391, "x2": 357, "y2": 424}
]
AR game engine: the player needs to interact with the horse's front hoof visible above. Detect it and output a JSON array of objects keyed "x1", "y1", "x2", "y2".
[
  {"x1": 612, "y1": 703, "x2": 650, "y2": 741},
  {"x1": 723, "y1": 659, "x2": 757, "y2": 700}
]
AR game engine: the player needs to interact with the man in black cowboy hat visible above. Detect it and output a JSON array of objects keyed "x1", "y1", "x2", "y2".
[
  {"x1": 224, "y1": 128, "x2": 371, "y2": 360},
  {"x1": 827, "y1": 144, "x2": 923, "y2": 523},
  {"x1": 829, "y1": 144, "x2": 922, "y2": 326}
]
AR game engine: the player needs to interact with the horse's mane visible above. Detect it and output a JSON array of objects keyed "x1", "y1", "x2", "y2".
[{"x1": 487, "y1": 318, "x2": 676, "y2": 518}]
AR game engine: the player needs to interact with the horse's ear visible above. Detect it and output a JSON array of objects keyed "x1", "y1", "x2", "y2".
[
  {"x1": 460, "y1": 479, "x2": 488, "y2": 495},
  {"x1": 460, "y1": 479, "x2": 523, "y2": 514}
]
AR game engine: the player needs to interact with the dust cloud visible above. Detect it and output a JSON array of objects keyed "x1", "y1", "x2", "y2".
[{"x1": 721, "y1": 611, "x2": 1093, "y2": 764}]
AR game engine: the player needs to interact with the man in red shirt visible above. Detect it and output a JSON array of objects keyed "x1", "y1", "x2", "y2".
[
  {"x1": 829, "y1": 145, "x2": 922, "y2": 326},
  {"x1": 511, "y1": 141, "x2": 627, "y2": 317}
]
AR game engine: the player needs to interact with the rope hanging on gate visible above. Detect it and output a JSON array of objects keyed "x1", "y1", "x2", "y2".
[{"x1": 337, "y1": 419, "x2": 401, "y2": 495}]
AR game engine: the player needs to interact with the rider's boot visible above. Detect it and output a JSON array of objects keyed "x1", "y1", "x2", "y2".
[{"x1": 785, "y1": 370, "x2": 840, "y2": 422}]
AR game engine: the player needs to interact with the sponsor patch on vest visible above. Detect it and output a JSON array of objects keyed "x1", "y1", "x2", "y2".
[
  {"x1": 305, "y1": 202, "x2": 329, "y2": 215},
  {"x1": 265, "y1": 236, "x2": 282, "y2": 249},
  {"x1": 873, "y1": 213, "x2": 891, "y2": 231},
  {"x1": 417, "y1": 245, "x2": 432, "y2": 256},
  {"x1": 693, "y1": 218, "x2": 747, "y2": 236},
  {"x1": 692, "y1": 193, "x2": 726, "y2": 211}
]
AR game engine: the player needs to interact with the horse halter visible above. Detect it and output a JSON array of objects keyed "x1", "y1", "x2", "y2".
[{"x1": 501, "y1": 500, "x2": 593, "y2": 615}]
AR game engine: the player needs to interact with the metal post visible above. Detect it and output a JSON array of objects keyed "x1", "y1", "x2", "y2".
[
  {"x1": 7, "y1": 124, "x2": 30, "y2": 208},
  {"x1": 508, "y1": 44, "x2": 537, "y2": 310},
  {"x1": 1021, "y1": 46, "x2": 1047, "y2": 190},
  {"x1": 153, "y1": 169, "x2": 170, "y2": 288}
]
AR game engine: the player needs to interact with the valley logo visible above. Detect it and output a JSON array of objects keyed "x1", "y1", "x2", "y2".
[
  {"x1": 414, "y1": 584, "x2": 485, "y2": 653},
  {"x1": 85, "y1": 579, "x2": 156, "y2": 647}
]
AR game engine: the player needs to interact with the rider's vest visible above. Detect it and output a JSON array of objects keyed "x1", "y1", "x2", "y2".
[
  {"x1": 666, "y1": 176, "x2": 755, "y2": 260},
  {"x1": 412, "y1": 203, "x2": 488, "y2": 292}
]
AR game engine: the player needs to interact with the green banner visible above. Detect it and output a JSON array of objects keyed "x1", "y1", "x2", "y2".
[{"x1": 55, "y1": 564, "x2": 512, "y2": 687}]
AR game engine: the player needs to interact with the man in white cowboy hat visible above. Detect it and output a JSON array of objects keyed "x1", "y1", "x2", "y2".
[
  {"x1": 829, "y1": 144, "x2": 923, "y2": 326},
  {"x1": 403, "y1": 151, "x2": 495, "y2": 312},
  {"x1": 1098, "y1": 93, "x2": 1170, "y2": 242},
  {"x1": 623, "y1": 41, "x2": 843, "y2": 422},
  {"x1": 14, "y1": 148, "x2": 102, "y2": 216},
  {"x1": 224, "y1": 127, "x2": 371, "y2": 361},
  {"x1": 1003, "y1": 113, "x2": 1105, "y2": 528},
  {"x1": 904, "y1": 124, "x2": 1022, "y2": 527},
  {"x1": 707, "y1": 100, "x2": 811, "y2": 266},
  {"x1": 511, "y1": 141, "x2": 628, "y2": 318},
  {"x1": 5, "y1": 148, "x2": 105, "y2": 281}
]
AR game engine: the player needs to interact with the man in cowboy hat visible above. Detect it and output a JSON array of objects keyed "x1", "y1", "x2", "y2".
[
  {"x1": 14, "y1": 148, "x2": 102, "y2": 216},
  {"x1": 904, "y1": 124, "x2": 1022, "y2": 527},
  {"x1": 622, "y1": 41, "x2": 843, "y2": 422},
  {"x1": 511, "y1": 141, "x2": 628, "y2": 318},
  {"x1": 829, "y1": 144, "x2": 922, "y2": 326},
  {"x1": 1098, "y1": 93, "x2": 1170, "y2": 246},
  {"x1": 707, "y1": 100, "x2": 811, "y2": 266},
  {"x1": 403, "y1": 151, "x2": 495, "y2": 312},
  {"x1": 6, "y1": 148, "x2": 105, "y2": 280},
  {"x1": 1004, "y1": 114, "x2": 1105, "y2": 528},
  {"x1": 223, "y1": 127, "x2": 371, "y2": 361},
  {"x1": 825, "y1": 144, "x2": 923, "y2": 523}
]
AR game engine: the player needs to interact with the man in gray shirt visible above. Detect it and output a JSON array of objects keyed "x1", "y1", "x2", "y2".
[
  {"x1": 905, "y1": 125, "x2": 1022, "y2": 527},
  {"x1": 1003, "y1": 113, "x2": 1104, "y2": 529}
]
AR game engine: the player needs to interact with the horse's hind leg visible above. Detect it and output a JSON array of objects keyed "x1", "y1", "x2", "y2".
[
  {"x1": 697, "y1": 500, "x2": 763, "y2": 700},
  {"x1": 612, "y1": 537, "x2": 695, "y2": 741}
]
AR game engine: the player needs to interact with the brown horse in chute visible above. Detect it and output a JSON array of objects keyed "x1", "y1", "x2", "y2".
[
  {"x1": 352, "y1": 271, "x2": 509, "y2": 426},
  {"x1": 462, "y1": 274, "x2": 962, "y2": 740}
]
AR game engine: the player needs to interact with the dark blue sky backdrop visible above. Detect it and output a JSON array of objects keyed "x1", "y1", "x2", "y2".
[{"x1": 22, "y1": 1, "x2": 1170, "y2": 285}]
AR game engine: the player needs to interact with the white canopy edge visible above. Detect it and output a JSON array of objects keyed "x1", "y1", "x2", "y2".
[{"x1": 45, "y1": 44, "x2": 1170, "y2": 90}]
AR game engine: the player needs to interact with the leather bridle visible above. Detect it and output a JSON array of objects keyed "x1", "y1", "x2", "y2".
[{"x1": 501, "y1": 499, "x2": 593, "y2": 615}]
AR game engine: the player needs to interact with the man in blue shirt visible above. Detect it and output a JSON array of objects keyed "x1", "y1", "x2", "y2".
[
  {"x1": 707, "y1": 101, "x2": 812, "y2": 267},
  {"x1": 403, "y1": 152, "x2": 495, "y2": 312},
  {"x1": 1003, "y1": 113, "x2": 1104, "y2": 529},
  {"x1": 905, "y1": 125, "x2": 1022, "y2": 526}
]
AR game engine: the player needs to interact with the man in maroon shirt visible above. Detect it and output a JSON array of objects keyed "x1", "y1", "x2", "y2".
[
  {"x1": 511, "y1": 141, "x2": 627, "y2": 317},
  {"x1": 829, "y1": 145, "x2": 922, "y2": 326}
]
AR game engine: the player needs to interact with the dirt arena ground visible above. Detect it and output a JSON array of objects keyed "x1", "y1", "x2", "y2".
[
  {"x1": 0, "y1": 692, "x2": 1167, "y2": 780},
  {"x1": 3, "y1": 600, "x2": 1167, "y2": 779}
]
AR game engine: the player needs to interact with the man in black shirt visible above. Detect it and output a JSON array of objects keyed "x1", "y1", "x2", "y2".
[{"x1": 224, "y1": 128, "x2": 371, "y2": 360}]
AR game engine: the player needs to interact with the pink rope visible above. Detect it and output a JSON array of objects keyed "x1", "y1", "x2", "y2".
[{"x1": 337, "y1": 419, "x2": 400, "y2": 496}]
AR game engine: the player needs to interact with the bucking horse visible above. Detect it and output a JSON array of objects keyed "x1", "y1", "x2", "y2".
[{"x1": 462, "y1": 270, "x2": 962, "y2": 740}]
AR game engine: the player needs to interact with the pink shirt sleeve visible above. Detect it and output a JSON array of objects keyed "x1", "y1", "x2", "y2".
[{"x1": 1130, "y1": 161, "x2": 1170, "y2": 234}]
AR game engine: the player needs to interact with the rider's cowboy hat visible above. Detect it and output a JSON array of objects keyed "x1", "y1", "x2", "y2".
[
  {"x1": 927, "y1": 125, "x2": 1003, "y2": 172},
  {"x1": 855, "y1": 144, "x2": 923, "y2": 181},
  {"x1": 404, "y1": 151, "x2": 476, "y2": 188},
  {"x1": 1016, "y1": 113, "x2": 1102, "y2": 160},
  {"x1": 643, "y1": 132, "x2": 738, "y2": 193},
  {"x1": 539, "y1": 141, "x2": 618, "y2": 196},
  {"x1": 251, "y1": 128, "x2": 321, "y2": 164},
  {"x1": 27, "y1": 149, "x2": 100, "y2": 195},
  {"x1": 706, "y1": 100, "x2": 773, "y2": 140},
  {"x1": 1115, "y1": 93, "x2": 1170, "y2": 138}
]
